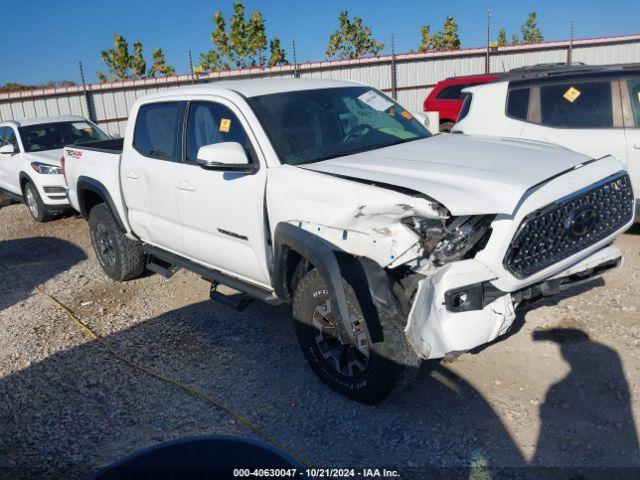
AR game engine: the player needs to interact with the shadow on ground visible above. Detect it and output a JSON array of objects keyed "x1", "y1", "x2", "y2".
[{"x1": 0, "y1": 240, "x2": 638, "y2": 479}]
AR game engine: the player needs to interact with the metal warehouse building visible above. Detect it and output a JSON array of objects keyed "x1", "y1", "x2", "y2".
[{"x1": 1, "y1": 34, "x2": 639, "y2": 136}]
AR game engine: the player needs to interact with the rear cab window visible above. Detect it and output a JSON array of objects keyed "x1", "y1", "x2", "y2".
[
  {"x1": 133, "y1": 102, "x2": 185, "y2": 161},
  {"x1": 436, "y1": 83, "x2": 478, "y2": 100}
]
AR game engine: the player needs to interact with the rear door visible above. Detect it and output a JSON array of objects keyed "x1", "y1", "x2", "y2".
[
  {"x1": 120, "y1": 101, "x2": 186, "y2": 253},
  {"x1": 519, "y1": 78, "x2": 627, "y2": 162},
  {"x1": 175, "y1": 98, "x2": 270, "y2": 286},
  {"x1": 622, "y1": 77, "x2": 640, "y2": 199}
]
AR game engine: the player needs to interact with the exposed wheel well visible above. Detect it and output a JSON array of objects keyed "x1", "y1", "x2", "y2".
[
  {"x1": 282, "y1": 248, "x2": 312, "y2": 299},
  {"x1": 79, "y1": 187, "x2": 105, "y2": 217}
]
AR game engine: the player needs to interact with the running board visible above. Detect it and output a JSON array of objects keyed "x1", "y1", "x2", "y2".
[
  {"x1": 143, "y1": 245, "x2": 281, "y2": 305},
  {"x1": 146, "y1": 257, "x2": 177, "y2": 278},
  {"x1": 210, "y1": 282, "x2": 253, "y2": 311}
]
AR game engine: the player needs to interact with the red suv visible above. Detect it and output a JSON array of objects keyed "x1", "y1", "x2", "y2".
[{"x1": 424, "y1": 74, "x2": 502, "y2": 132}]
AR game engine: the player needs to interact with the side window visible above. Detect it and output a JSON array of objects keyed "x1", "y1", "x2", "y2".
[
  {"x1": 186, "y1": 102, "x2": 252, "y2": 163},
  {"x1": 133, "y1": 102, "x2": 184, "y2": 161},
  {"x1": 457, "y1": 94, "x2": 473, "y2": 121},
  {"x1": 5, "y1": 128, "x2": 19, "y2": 150},
  {"x1": 506, "y1": 88, "x2": 530, "y2": 120},
  {"x1": 0, "y1": 127, "x2": 6, "y2": 146},
  {"x1": 540, "y1": 81, "x2": 613, "y2": 128},
  {"x1": 628, "y1": 78, "x2": 640, "y2": 127}
]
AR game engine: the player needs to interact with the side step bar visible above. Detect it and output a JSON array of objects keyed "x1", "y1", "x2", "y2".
[{"x1": 142, "y1": 245, "x2": 281, "y2": 306}]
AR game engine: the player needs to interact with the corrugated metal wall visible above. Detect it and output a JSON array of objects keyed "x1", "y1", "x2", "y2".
[{"x1": 2, "y1": 34, "x2": 639, "y2": 137}]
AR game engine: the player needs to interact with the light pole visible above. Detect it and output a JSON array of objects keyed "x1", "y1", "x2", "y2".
[{"x1": 486, "y1": 9, "x2": 492, "y2": 74}]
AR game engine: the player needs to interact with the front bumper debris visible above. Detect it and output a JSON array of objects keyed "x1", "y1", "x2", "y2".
[{"x1": 405, "y1": 244, "x2": 622, "y2": 359}]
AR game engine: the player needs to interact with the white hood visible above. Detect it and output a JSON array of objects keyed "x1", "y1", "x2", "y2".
[
  {"x1": 301, "y1": 134, "x2": 593, "y2": 216},
  {"x1": 25, "y1": 149, "x2": 64, "y2": 167}
]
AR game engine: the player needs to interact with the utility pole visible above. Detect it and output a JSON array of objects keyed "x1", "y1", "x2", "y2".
[
  {"x1": 568, "y1": 21, "x2": 574, "y2": 65},
  {"x1": 78, "y1": 61, "x2": 95, "y2": 122},
  {"x1": 188, "y1": 50, "x2": 195, "y2": 84},
  {"x1": 485, "y1": 9, "x2": 491, "y2": 74},
  {"x1": 292, "y1": 40, "x2": 299, "y2": 78},
  {"x1": 391, "y1": 34, "x2": 397, "y2": 100}
]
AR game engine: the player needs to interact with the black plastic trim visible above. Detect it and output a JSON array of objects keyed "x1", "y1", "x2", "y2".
[
  {"x1": 76, "y1": 176, "x2": 126, "y2": 232},
  {"x1": 143, "y1": 244, "x2": 279, "y2": 305}
]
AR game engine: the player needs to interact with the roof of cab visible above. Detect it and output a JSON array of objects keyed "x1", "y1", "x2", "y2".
[
  {"x1": 144, "y1": 78, "x2": 364, "y2": 100},
  {"x1": 0, "y1": 115, "x2": 87, "y2": 128}
]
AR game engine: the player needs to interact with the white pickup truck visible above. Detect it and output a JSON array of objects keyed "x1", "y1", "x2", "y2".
[
  {"x1": 63, "y1": 79, "x2": 635, "y2": 403},
  {"x1": 0, "y1": 116, "x2": 109, "y2": 221}
]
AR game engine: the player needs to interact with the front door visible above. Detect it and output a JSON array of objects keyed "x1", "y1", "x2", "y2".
[
  {"x1": 175, "y1": 99, "x2": 270, "y2": 286},
  {"x1": 0, "y1": 127, "x2": 21, "y2": 194},
  {"x1": 120, "y1": 101, "x2": 186, "y2": 253}
]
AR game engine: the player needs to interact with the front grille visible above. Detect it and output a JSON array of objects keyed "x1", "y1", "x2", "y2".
[{"x1": 504, "y1": 172, "x2": 634, "y2": 278}]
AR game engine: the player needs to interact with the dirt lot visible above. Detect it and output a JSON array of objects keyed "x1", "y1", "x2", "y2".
[{"x1": 0, "y1": 202, "x2": 639, "y2": 479}]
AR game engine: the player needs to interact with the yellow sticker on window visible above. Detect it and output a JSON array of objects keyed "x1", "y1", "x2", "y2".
[
  {"x1": 219, "y1": 118, "x2": 231, "y2": 133},
  {"x1": 401, "y1": 110, "x2": 413, "y2": 120},
  {"x1": 563, "y1": 86, "x2": 581, "y2": 103}
]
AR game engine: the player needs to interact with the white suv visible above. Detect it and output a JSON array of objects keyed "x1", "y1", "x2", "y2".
[
  {"x1": 0, "y1": 116, "x2": 110, "y2": 222},
  {"x1": 453, "y1": 64, "x2": 640, "y2": 219}
]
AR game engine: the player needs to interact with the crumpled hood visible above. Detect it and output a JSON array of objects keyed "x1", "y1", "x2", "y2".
[
  {"x1": 25, "y1": 149, "x2": 64, "y2": 167},
  {"x1": 301, "y1": 134, "x2": 594, "y2": 216}
]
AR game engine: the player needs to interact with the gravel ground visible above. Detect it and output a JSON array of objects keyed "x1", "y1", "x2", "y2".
[{"x1": 0, "y1": 202, "x2": 639, "y2": 479}]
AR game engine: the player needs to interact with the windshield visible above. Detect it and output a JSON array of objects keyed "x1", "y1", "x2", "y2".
[
  {"x1": 19, "y1": 121, "x2": 109, "y2": 152},
  {"x1": 247, "y1": 86, "x2": 431, "y2": 165}
]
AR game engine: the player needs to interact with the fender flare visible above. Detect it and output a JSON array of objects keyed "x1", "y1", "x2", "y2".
[
  {"x1": 76, "y1": 176, "x2": 126, "y2": 232},
  {"x1": 273, "y1": 222, "x2": 403, "y2": 345},
  {"x1": 18, "y1": 171, "x2": 35, "y2": 194}
]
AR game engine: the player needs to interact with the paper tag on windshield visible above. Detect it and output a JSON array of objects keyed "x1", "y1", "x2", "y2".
[
  {"x1": 358, "y1": 90, "x2": 393, "y2": 111},
  {"x1": 219, "y1": 118, "x2": 231, "y2": 132},
  {"x1": 563, "y1": 86, "x2": 581, "y2": 103},
  {"x1": 73, "y1": 122, "x2": 92, "y2": 131}
]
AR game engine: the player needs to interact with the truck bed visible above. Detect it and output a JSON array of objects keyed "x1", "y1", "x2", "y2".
[
  {"x1": 64, "y1": 139, "x2": 128, "y2": 230},
  {"x1": 70, "y1": 137, "x2": 124, "y2": 153}
]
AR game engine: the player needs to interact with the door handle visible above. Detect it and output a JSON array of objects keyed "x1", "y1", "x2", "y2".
[
  {"x1": 176, "y1": 181, "x2": 196, "y2": 192},
  {"x1": 633, "y1": 143, "x2": 640, "y2": 150},
  {"x1": 126, "y1": 170, "x2": 140, "y2": 180}
]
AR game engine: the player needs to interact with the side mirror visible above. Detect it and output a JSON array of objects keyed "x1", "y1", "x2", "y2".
[
  {"x1": 0, "y1": 144, "x2": 15, "y2": 155},
  {"x1": 196, "y1": 142, "x2": 255, "y2": 173}
]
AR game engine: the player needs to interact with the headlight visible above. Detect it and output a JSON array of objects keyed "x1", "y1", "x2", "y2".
[
  {"x1": 403, "y1": 215, "x2": 494, "y2": 265},
  {"x1": 31, "y1": 162, "x2": 63, "y2": 175}
]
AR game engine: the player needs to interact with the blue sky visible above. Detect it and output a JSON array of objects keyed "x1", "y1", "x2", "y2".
[{"x1": 0, "y1": 0, "x2": 638, "y2": 85}]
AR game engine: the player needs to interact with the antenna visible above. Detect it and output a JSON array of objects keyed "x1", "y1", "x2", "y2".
[{"x1": 391, "y1": 34, "x2": 397, "y2": 99}]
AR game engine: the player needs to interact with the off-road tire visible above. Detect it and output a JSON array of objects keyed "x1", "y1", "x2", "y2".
[
  {"x1": 88, "y1": 203, "x2": 145, "y2": 281},
  {"x1": 23, "y1": 182, "x2": 52, "y2": 222},
  {"x1": 293, "y1": 268, "x2": 420, "y2": 404}
]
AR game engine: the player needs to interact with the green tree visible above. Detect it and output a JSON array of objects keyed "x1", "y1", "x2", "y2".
[
  {"x1": 97, "y1": 33, "x2": 175, "y2": 82},
  {"x1": 97, "y1": 33, "x2": 131, "y2": 81},
  {"x1": 497, "y1": 28, "x2": 508, "y2": 47},
  {"x1": 419, "y1": 25, "x2": 437, "y2": 52},
  {"x1": 131, "y1": 41, "x2": 146, "y2": 78},
  {"x1": 326, "y1": 11, "x2": 384, "y2": 59},
  {"x1": 199, "y1": 1, "x2": 286, "y2": 71},
  {"x1": 268, "y1": 37, "x2": 287, "y2": 66},
  {"x1": 511, "y1": 33, "x2": 520, "y2": 45},
  {"x1": 418, "y1": 17, "x2": 460, "y2": 52},
  {"x1": 148, "y1": 48, "x2": 176, "y2": 78},
  {"x1": 441, "y1": 16, "x2": 461, "y2": 50},
  {"x1": 521, "y1": 11, "x2": 543, "y2": 43}
]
